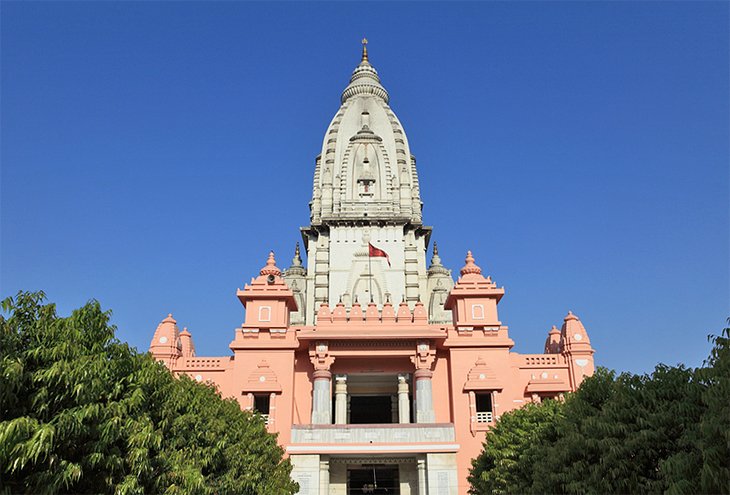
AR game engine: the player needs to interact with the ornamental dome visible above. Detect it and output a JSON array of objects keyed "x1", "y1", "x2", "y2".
[
  {"x1": 460, "y1": 251, "x2": 482, "y2": 276},
  {"x1": 259, "y1": 251, "x2": 282, "y2": 277}
]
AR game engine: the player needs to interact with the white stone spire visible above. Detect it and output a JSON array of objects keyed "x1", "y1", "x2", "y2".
[
  {"x1": 300, "y1": 41, "x2": 448, "y2": 325},
  {"x1": 310, "y1": 40, "x2": 422, "y2": 225}
]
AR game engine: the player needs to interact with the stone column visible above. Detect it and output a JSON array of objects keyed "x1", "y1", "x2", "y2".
[
  {"x1": 398, "y1": 374, "x2": 411, "y2": 424},
  {"x1": 312, "y1": 370, "x2": 332, "y2": 424},
  {"x1": 414, "y1": 369, "x2": 435, "y2": 423},
  {"x1": 318, "y1": 457, "x2": 330, "y2": 495},
  {"x1": 334, "y1": 375, "x2": 348, "y2": 424},
  {"x1": 417, "y1": 457, "x2": 428, "y2": 495}
]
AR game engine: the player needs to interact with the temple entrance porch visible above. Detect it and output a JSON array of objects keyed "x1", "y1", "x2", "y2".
[
  {"x1": 339, "y1": 373, "x2": 413, "y2": 425},
  {"x1": 327, "y1": 456, "x2": 419, "y2": 495},
  {"x1": 288, "y1": 453, "x2": 459, "y2": 494},
  {"x1": 346, "y1": 464, "x2": 401, "y2": 494}
]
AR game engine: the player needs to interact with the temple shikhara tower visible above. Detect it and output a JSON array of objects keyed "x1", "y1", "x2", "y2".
[{"x1": 149, "y1": 41, "x2": 595, "y2": 495}]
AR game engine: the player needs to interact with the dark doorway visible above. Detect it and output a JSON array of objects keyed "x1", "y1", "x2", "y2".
[
  {"x1": 348, "y1": 466, "x2": 399, "y2": 494},
  {"x1": 349, "y1": 395, "x2": 393, "y2": 424}
]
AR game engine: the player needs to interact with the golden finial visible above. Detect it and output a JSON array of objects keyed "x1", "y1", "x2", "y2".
[{"x1": 361, "y1": 37, "x2": 369, "y2": 62}]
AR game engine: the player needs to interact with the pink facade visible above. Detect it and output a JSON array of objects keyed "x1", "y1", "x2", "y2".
[
  {"x1": 150, "y1": 251, "x2": 594, "y2": 494},
  {"x1": 149, "y1": 43, "x2": 595, "y2": 495}
]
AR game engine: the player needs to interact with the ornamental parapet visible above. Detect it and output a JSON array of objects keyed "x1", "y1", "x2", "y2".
[{"x1": 317, "y1": 301, "x2": 429, "y2": 329}]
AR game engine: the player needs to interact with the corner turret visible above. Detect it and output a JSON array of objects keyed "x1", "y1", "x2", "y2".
[
  {"x1": 560, "y1": 311, "x2": 595, "y2": 388},
  {"x1": 236, "y1": 251, "x2": 298, "y2": 332},
  {"x1": 179, "y1": 327, "x2": 196, "y2": 358},
  {"x1": 426, "y1": 243, "x2": 454, "y2": 324},
  {"x1": 283, "y1": 243, "x2": 307, "y2": 325},
  {"x1": 544, "y1": 325, "x2": 562, "y2": 354},
  {"x1": 444, "y1": 251, "x2": 505, "y2": 331},
  {"x1": 149, "y1": 314, "x2": 182, "y2": 366}
]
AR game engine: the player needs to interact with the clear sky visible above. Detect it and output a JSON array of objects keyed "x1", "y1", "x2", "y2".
[{"x1": 2, "y1": 1, "x2": 728, "y2": 375}]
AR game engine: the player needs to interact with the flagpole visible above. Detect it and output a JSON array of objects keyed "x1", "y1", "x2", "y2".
[{"x1": 368, "y1": 245, "x2": 373, "y2": 303}]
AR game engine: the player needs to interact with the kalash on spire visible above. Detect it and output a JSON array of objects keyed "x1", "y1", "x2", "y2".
[{"x1": 149, "y1": 41, "x2": 596, "y2": 495}]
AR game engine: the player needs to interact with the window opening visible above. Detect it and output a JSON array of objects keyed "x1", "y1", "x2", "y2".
[
  {"x1": 475, "y1": 392, "x2": 493, "y2": 423},
  {"x1": 253, "y1": 394, "x2": 271, "y2": 425}
]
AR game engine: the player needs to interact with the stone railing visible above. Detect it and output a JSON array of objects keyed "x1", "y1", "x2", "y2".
[
  {"x1": 182, "y1": 357, "x2": 227, "y2": 369},
  {"x1": 522, "y1": 355, "x2": 561, "y2": 367},
  {"x1": 476, "y1": 411, "x2": 493, "y2": 423},
  {"x1": 290, "y1": 423, "x2": 455, "y2": 445}
]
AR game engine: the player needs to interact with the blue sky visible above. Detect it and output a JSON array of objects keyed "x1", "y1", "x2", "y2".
[{"x1": 2, "y1": 2, "x2": 728, "y2": 375}]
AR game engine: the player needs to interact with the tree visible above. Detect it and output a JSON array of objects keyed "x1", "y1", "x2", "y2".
[
  {"x1": 469, "y1": 320, "x2": 730, "y2": 495},
  {"x1": 528, "y1": 365, "x2": 703, "y2": 494},
  {"x1": 663, "y1": 320, "x2": 730, "y2": 494},
  {"x1": 0, "y1": 291, "x2": 298, "y2": 495},
  {"x1": 696, "y1": 321, "x2": 730, "y2": 493},
  {"x1": 468, "y1": 399, "x2": 562, "y2": 495}
]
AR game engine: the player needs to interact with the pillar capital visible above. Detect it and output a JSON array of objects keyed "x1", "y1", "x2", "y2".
[
  {"x1": 410, "y1": 339, "x2": 436, "y2": 372},
  {"x1": 313, "y1": 369, "x2": 332, "y2": 380},
  {"x1": 414, "y1": 368, "x2": 433, "y2": 380},
  {"x1": 309, "y1": 341, "x2": 335, "y2": 371}
]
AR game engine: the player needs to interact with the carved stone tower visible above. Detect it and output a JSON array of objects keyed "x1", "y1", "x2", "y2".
[{"x1": 285, "y1": 40, "x2": 454, "y2": 324}]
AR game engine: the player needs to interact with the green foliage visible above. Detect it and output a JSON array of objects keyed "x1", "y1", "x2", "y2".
[
  {"x1": 468, "y1": 399, "x2": 562, "y2": 495},
  {"x1": 469, "y1": 319, "x2": 730, "y2": 495},
  {"x1": 0, "y1": 291, "x2": 298, "y2": 495},
  {"x1": 697, "y1": 322, "x2": 730, "y2": 492},
  {"x1": 663, "y1": 321, "x2": 730, "y2": 494}
]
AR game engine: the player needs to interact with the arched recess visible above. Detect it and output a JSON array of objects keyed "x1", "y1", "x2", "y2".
[{"x1": 352, "y1": 276, "x2": 384, "y2": 305}]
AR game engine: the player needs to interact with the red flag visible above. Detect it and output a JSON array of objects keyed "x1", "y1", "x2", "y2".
[{"x1": 368, "y1": 243, "x2": 391, "y2": 267}]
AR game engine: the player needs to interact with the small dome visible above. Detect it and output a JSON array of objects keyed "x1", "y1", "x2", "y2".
[
  {"x1": 259, "y1": 251, "x2": 282, "y2": 277},
  {"x1": 460, "y1": 251, "x2": 482, "y2": 276}
]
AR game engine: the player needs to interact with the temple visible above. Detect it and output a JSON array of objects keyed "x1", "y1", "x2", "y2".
[{"x1": 149, "y1": 40, "x2": 596, "y2": 495}]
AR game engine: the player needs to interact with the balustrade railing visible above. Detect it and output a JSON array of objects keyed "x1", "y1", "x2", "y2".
[{"x1": 476, "y1": 411, "x2": 493, "y2": 423}]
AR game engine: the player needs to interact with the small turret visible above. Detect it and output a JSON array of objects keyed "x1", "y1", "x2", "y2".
[
  {"x1": 283, "y1": 243, "x2": 307, "y2": 325},
  {"x1": 285, "y1": 243, "x2": 306, "y2": 276},
  {"x1": 236, "y1": 251, "x2": 298, "y2": 332},
  {"x1": 179, "y1": 327, "x2": 196, "y2": 358},
  {"x1": 560, "y1": 311, "x2": 595, "y2": 388},
  {"x1": 544, "y1": 325, "x2": 562, "y2": 354},
  {"x1": 444, "y1": 251, "x2": 505, "y2": 331},
  {"x1": 561, "y1": 311, "x2": 592, "y2": 350},
  {"x1": 426, "y1": 242, "x2": 454, "y2": 324},
  {"x1": 149, "y1": 314, "x2": 182, "y2": 366},
  {"x1": 427, "y1": 243, "x2": 450, "y2": 277}
]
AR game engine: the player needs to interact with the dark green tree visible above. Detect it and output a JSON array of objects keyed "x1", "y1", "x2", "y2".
[
  {"x1": 0, "y1": 291, "x2": 298, "y2": 495},
  {"x1": 469, "y1": 319, "x2": 730, "y2": 495},
  {"x1": 468, "y1": 399, "x2": 562, "y2": 495},
  {"x1": 696, "y1": 321, "x2": 730, "y2": 493},
  {"x1": 528, "y1": 365, "x2": 704, "y2": 494},
  {"x1": 663, "y1": 320, "x2": 730, "y2": 494}
]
